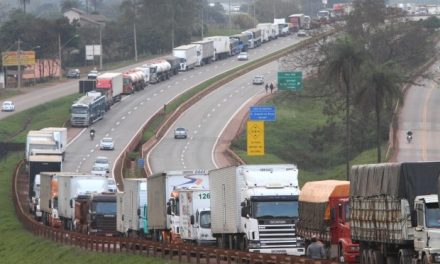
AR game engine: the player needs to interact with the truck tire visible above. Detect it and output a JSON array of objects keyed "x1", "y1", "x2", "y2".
[
  {"x1": 422, "y1": 255, "x2": 429, "y2": 264},
  {"x1": 398, "y1": 249, "x2": 412, "y2": 264},
  {"x1": 338, "y1": 245, "x2": 345, "y2": 263},
  {"x1": 371, "y1": 250, "x2": 384, "y2": 264},
  {"x1": 361, "y1": 249, "x2": 369, "y2": 264}
]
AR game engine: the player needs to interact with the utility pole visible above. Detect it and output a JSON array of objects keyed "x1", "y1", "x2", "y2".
[
  {"x1": 133, "y1": 0, "x2": 138, "y2": 62},
  {"x1": 17, "y1": 39, "x2": 22, "y2": 88},
  {"x1": 201, "y1": 0, "x2": 204, "y2": 39},
  {"x1": 228, "y1": 0, "x2": 231, "y2": 33},
  {"x1": 58, "y1": 34, "x2": 62, "y2": 80},
  {"x1": 253, "y1": 0, "x2": 257, "y2": 27},
  {"x1": 99, "y1": 25, "x2": 103, "y2": 70}
]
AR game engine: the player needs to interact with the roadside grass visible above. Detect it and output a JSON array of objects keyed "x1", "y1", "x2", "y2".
[
  {"x1": 0, "y1": 94, "x2": 80, "y2": 143},
  {"x1": 0, "y1": 153, "x2": 170, "y2": 264},
  {"x1": 0, "y1": 88, "x2": 22, "y2": 100}
]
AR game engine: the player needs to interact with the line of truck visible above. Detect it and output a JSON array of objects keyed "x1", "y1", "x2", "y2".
[{"x1": 69, "y1": 18, "x2": 300, "y2": 127}]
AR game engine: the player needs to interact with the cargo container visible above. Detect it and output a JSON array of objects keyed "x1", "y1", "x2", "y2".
[
  {"x1": 203, "y1": 36, "x2": 231, "y2": 60},
  {"x1": 191, "y1": 40, "x2": 215, "y2": 66},
  {"x1": 39, "y1": 172, "x2": 62, "y2": 227},
  {"x1": 350, "y1": 162, "x2": 440, "y2": 264},
  {"x1": 173, "y1": 45, "x2": 198, "y2": 71},
  {"x1": 28, "y1": 155, "x2": 62, "y2": 200}
]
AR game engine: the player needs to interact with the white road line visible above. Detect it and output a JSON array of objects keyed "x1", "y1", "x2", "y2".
[
  {"x1": 140, "y1": 102, "x2": 144, "y2": 105},
  {"x1": 111, "y1": 128, "x2": 115, "y2": 131},
  {"x1": 207, "y1": 113, "x2": 211, "y2": 117},
  {"x1": 83, "y1": 157, "x2": 87, "y2": 161},
  {"x1": 147, "y1": 98, "x2": 151, "y2": 101},
  {"x1": 198, "y1": 124, "x2": 201, "y2": 128},
  {"x1": 217, "y1": 103, "x2": 221, "y2": 107},
  {"x1": 160, "y1": 89, "x2": 164, "y2": 93},
  {"x1": 128, "y1": 111, "x2": 132, "y2": 114},
  {"x1": 212, "y1": 108, "x2": 216, "y2": 112},
  {"x1": 190, "y1": 75, "x2": 194, "y2": 78},
  {"x1": 116, "y1": 121, "x2": 120, "y2": 125},
  {"x1": 134, "y1": 106, "x2": 138, "y2": 110},
  {"x1": 122, "y1": 116, "x2": 126, "y2": 120},
  {"x1": 183, "y1": 79, "x2": 187, "y2": 81},
  {"x1": 168, "y1": 85, "x2": 171, "y2": 88},
  {"x1": 153, "y1": 93, "x2": 158, "y2": 96},
  {"x1": 105, "y1": 133, "x2": 109, "y2": 137}
]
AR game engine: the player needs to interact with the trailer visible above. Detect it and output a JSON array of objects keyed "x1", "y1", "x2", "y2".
[
  {"x1": 229, "y1": 33, "x2": 249, "y2": 52},
  {"x1": 203, "y1": 36, "x2": 231, "y2": 60},
  {"x1": 39, "y1": 172, "x2": 62, "y2": 227},
  {"x1": 164, "y1": 56, "x2": 180, "y2": 76},
  {"x1": 173, "y1": 45, "x2": 198, "y2": 71},
  {"x1": 143, "y1": 60, "x2": 172, "y2": 83},
  {"x1": 191, "y1": 40, "x2": 215, "y2": 66}
]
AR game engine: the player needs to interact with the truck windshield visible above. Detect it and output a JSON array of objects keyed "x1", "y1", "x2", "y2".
[
  {"x1": 425, "y1": 204, "x2": 440, "y2": 228},
  {"x1": 200, "y1": 211, "x2": 211, "y2": 228},
  {"x1": 252, "y1": 201, "x2": 299, "y2": 218},
  {"x1": 93, "y1": 202, "x2": 116, "y2": 214},
  {"x1": 71, "y1": 106, "x2": 88, "y2": 114}
]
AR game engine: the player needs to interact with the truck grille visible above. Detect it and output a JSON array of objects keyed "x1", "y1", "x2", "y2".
[
  {"x1": 71, "y1": 117, "x2": 88, "y2": 126},
  {"x1": 259, "y1": 224, "x2": 301, "y2": 248},
  {"x1": 94, "y1": 215, "x2": 117, "y2": 235}
]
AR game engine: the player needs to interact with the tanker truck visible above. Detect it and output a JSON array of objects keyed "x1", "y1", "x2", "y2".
[
  {"x1": 143, "y1": 60, "x2": 171, "y2": 84},
  {"x1": 350, "y1": 162, "x2": 440, "y2": 264},
  {"x1": 123, "y1": 70, "x2": 145, "y2": 94}
]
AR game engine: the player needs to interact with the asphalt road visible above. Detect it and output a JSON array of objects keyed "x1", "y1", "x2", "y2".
[
  {"x1": 396, "y1": 62, "x2": 440, "y2": 161},
  {"x1": 148, "y1": 61, "x2": 278, "y2": 172},
  {"x1": 62, "y1": 34, "x2": 306, "y2": 176}
]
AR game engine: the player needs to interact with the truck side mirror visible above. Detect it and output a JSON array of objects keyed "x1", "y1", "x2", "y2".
[
  {"x1": 70, "y1": 199, "x2": 73, "y2": 208},
  {"x1": 137, "y1": 208, "x2": 141, "y2": 216},
  {"x1": 166, "y1": 205, "x2": 171, "y2": 215},
  {"x1": 241, "y1": 201, "x2": 246, "y2": 207},
  {"x1": 241, "y1": 207, "x2": 246, "y2": 217},
  {"x1": 190, "y1": 215, "x2": 195, "y2": 225}
]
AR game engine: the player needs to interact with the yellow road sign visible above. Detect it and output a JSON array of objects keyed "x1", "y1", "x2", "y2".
[
  {"x1": 247, "y1": 121, "x2": 264, "y2": 156},
  {"x1": 2, "y1": 51, "x2": 36, "y2": 66}
]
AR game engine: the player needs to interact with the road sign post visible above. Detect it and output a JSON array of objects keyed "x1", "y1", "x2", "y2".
[
  {"x1": 247, "y1": 121, "x2": 264, "y2": 156},
  {"x1": 277, "y1": 71, "x2": 303, "y2": 91}
]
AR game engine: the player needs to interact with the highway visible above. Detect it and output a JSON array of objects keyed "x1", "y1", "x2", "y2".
[
  {"x1": 62, "y1": 34, "x2": 307, "y2": 176},
  {"x1": 148, "y1": 62, "x2": 277, "y2": 172},
  {"x1": 396, "y1": 61, "x2": 440, "y2": 161}
]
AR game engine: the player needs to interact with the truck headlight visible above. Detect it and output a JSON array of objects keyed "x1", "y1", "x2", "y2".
[
  {"x1": 248, "y1": 241, "x2": 261, "y2": 248},
  {"x1": 434, "y1": 254, "x2": 440, "y2": 262}
]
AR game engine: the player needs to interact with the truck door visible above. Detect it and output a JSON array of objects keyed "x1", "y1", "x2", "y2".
[{"x1": 414, "y1": 202, "x2": 426, "y2": 250}]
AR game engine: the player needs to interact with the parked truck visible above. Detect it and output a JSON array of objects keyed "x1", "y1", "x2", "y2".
[
  {"x1": 178, "y1": 189, "x2": 215, "y2": 245},
  {"x1": 143, "y1": 60, "x2": 172, "y2": 83},
  {"x1": 134, "y1": 66, "x2": 150, "y2": 85},
  {"x1": 173, "y1": 45, "x2": 198, "y2": 71},
  {"x1": 242, "y1": 29, "x2": 262, "y2": 49},
  {"x1": 256, "y1": 23, "x2": 272, "y2": 42},
  {"x1": 78, "y1": 80, "x2": 96, "y2": 94},
  {"x1": 350, "y1": 162, "x2": 440, "y2": 264},
  {"x1": 116, "y1": 178, "x2": 148, "y2": 238},
  {"x1": 28, "y1": 155, "x2": 62, "y2": 201},
  {"x1": 209, "y1": 164, "x2": 305, "y2": 255},
  {"x1": 192, "y1": 40, "x2": 215, "y2": 66},
  {"x1": 96, "y1": 72, "x2": 123, "y2": 107},
  {"x1": 289, "y1": 14, "x2": 306, "y2": 32},
  {"x1": 57, "y1": 173, "x2": 108, "y2": 231},
  {"x1": 70, "y1": 94, "x2": 106, "y2": 127},
  {"x1": 39, "y1": 172, "x2": 62, "y2": 227},
  {"x1": 203, "y1": 36, "x2": 231, "y2": 60},
  {"x1": 75, "y1": 192, "x2": 117, "y2": 236},
  {"x1": 297, "y1": 180, "x2": 359, "y2": 263},
  {"x1": 147, "y1": 170, "x2": 209, "y2": 242},
  {"x1": 230, "y1": 33, "x2": 249, "y2": 52},
  {"x1": 274, "y1": 18, "x2": 289, "y2": 36},
  {"x1": 122, "y1": 70, "x2": 145, "y2": 94},
  {"x1": 26, "y1": 129, "x2": 67, "y2": 161},
  {"x1": 164, "y1": 56, "x2": 180, "y2": 76}
]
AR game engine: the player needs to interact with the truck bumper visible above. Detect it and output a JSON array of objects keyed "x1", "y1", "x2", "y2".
[
  {"x1": 249, "y1": 247, "x2": 305, "y2": 256},
  {"x1": 344, "y1": 252, "x2": 360, "y2": 263}
]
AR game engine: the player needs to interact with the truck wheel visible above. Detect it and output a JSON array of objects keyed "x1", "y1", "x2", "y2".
[
  {"x1": 361, "y1": 249, "x2": 369, "y2": 264},
  {"x1": 422, "y1": 255, "x2": 429, "y2": 264},
  {"x1": 371, "y1": 250, "x2": 384, "y2": 264},
  {"x1": 398, "y1": 249, "x2": 412, "y2": 264}
]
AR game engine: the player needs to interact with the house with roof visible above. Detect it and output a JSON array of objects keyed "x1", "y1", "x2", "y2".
[{"x1": 64, "y1": 8, "x2": 107, "y2": 27}]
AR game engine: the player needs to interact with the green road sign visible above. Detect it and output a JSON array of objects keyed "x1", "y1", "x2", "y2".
[{"x1": 277, "y1": 71, "x2": 303, "y2": 91}]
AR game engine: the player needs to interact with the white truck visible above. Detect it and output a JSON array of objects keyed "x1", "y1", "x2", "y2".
[
  {"x1": 134, "y1": 66, "x2": 151, "y2": 85},
  {"x1": 26, "y1": 128, "x2": 67, "y2": 161},
  {"x1": 179, "y1": 189, "x2": 215, "y2": 245},
  {"x1": 274, "y1": 18, "x2": 290, "y2": 36},
  {"x1": 191, "y1": 39, "x2": 215, "y2": 66},
  {"x1": 147, "y1": 170, "x2": 209, "y2": 242},
  {"x1": 142, "y1": 60, "x2": 172, "y2": 83},
  {"x1": 57, "y1": 173, "x2": 108, "y2": 231},
  {"x1": 173, "y1": 45, "x2": 198, "y2": 71},
  {"x1": 30, "y1": 174, "x2": 42, "y2": 220},
  {"x1": 256, "y1": 23, "x2": 273, "y2": 42},
  {"x1": 39, "y1": 172, "x2": 61, "y2": 228},
  {"x1": 116, "y1": 178, "x2": 148, "y2": 238},
  {"x1": 209, "y1": 164, "x2": 305, "y2": 255},
  {"x1": 203, "y1": 36, "x2": 231, "y2": 60}
]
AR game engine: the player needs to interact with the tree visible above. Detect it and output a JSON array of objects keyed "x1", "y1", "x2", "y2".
[
  {"x1": 320, "y1": 37, "x2": 365, "y2": 179},
  {"x1": 18, "y1": 0, "x2": 30, "y2": 13},
  {"x1": 355, "y1": 61, "x2": 403, "y2": 162},
  {"x1": 346, "y1": 0, "x2": 386, "y2": 41},
  {"x1": 61, "y1": 0, "x2": 82, "y2": 13}
]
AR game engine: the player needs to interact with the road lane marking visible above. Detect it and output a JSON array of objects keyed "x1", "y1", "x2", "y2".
[{"x1": 422, "y1": 87, "x2": 434, "y2": 160}]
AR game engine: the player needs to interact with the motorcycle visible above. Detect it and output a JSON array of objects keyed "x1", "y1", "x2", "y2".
[
  {"x1": 406, "y1": 131, "x2": 413, "y2": 143},
  {"x1": 90, "y1": 130, "x2": 95, "y2": 141}
]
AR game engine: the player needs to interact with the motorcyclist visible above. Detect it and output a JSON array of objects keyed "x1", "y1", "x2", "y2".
[
  {"x1": 90, "y1": 127, "x2": 96, "y2": 140},
  {"x1": 407, "y1": 130, "x2": 413, "y2": 143}
]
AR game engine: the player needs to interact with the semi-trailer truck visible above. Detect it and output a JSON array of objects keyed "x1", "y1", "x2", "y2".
[
  {"x1": 96, "y1": 72, "x2": 123, "y2": 107},
  {"x1": 298, "y1": 180, "x2": 359, "y2": 263},
  {"x1": 28, "y1": 155, "x2": 62, "y2": 200},
  {"x1": 57, "y1": 173, "x2": 108, "y2": 231},
  {"x1": 70, "y1": 94, "x2": 106, "y2": 127},
  {"x1": 230, "y1": 33, "x2": 249, "y2": 52},
  {"x1": 350, "y1": 162, "x2": 440, "y2": 264},
  {"x1": 39, "y1": 172, "x2": 61, "y2": 227},
  {"x1": 192, "y1": 39, "x2": 215, "y2": 66},
  {"x1": 164, "y1": 56, "x2": 180, "y2": 76},
  {"x1": 203, "y1": 36, "x2": 231, "y2": 60},
  {"x1": 143, "y1": 60, "x2": 172, "y2": 83},
  {"x1": 147, "y1": 170, "x2": 209, "y2": 242},
  {"x1": 209, "y1": 164, "x2": 305, "y2": 255},
  {"x1": 173, "y1": 45, "x2": 198, "y2": 71},
  {"x1": 116, "y1": 178, "x2": 148, "y2": 238}
]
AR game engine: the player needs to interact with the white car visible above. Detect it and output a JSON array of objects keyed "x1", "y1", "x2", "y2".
[
  {"x1": 100, "y1": 137, "x2": 114, "y2": 150},
  {"x1": 91, "y1": 165, "x2": 107, "y2": 177},
  {"x1": 237, "y1": 52, "x2": 249, "y2": 61},
  {"x1": 174, "y1": 127, "x2": 188, "y2": 139},
  {"x1": 2, "y1": 101, "x2": 15, "y2": 112},
  {"x1": 87, "y1": 70, "x2": 100, "y2": 79},
  {"x1": 252, "y1": 75, "x2": 264, "y2": 85},
  {"x1": 94, "y1": 156, "x2": 110, "y2": 173},
  {"x1": 297, "y1": 30, "x2": 307, "y2": 37}
]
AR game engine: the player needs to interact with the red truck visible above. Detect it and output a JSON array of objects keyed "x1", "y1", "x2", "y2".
[
  {"x1": 297, "y1": 180, "x2": 359, "y2": 263},
  {"x1": 123, "y1": 70, "x2": 146, "y2": 94},
  {"x1": 96, "y1": 72, "x2": 123, "y2": 109}
]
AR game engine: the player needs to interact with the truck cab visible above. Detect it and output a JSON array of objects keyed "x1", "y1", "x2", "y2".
[
  {"x1": 414, "y1": 195, "x2": 440, "y2": 262},
  {"x1": 329, "y1": 197, "x2": 359, "y2": 263}
]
